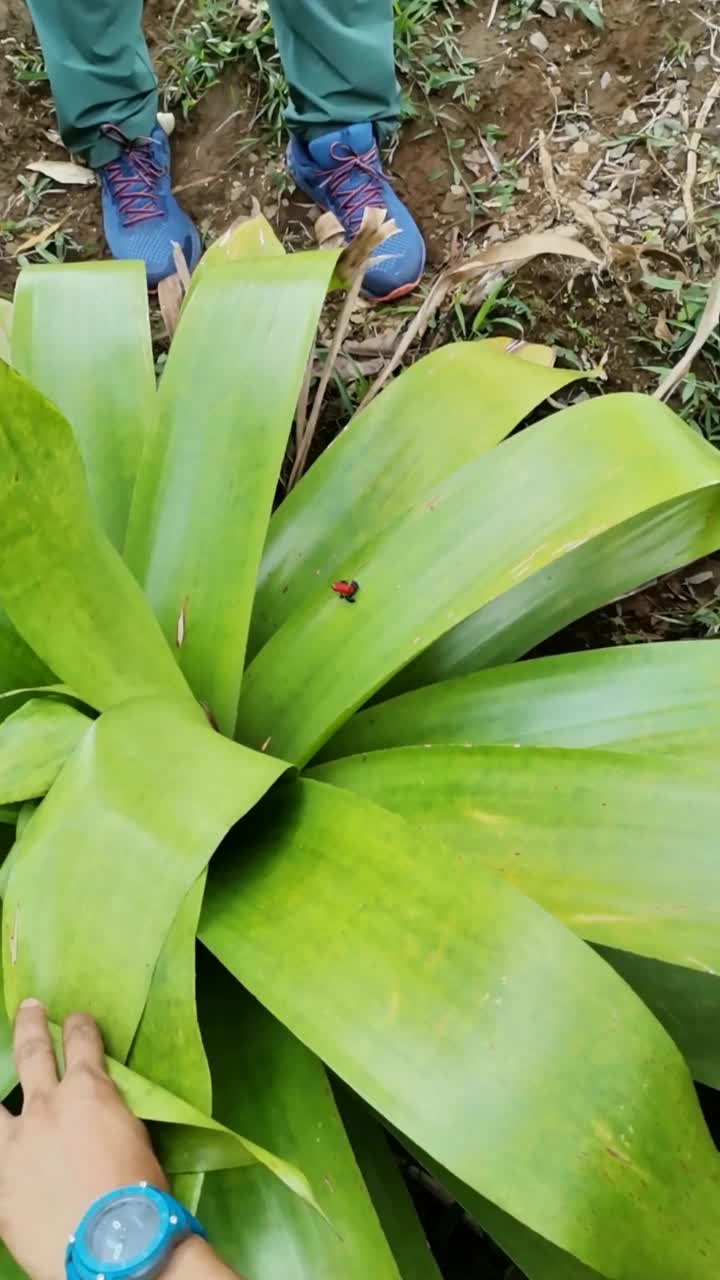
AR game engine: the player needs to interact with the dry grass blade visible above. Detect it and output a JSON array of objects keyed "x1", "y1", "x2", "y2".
[
  {"x1": 294, "y1": 354, "x2": 313, "y2": 455},
  {"x1": 158, "y1": 272, "x2": 184, "y2": 340},
  {"x1": 12, "y1": 215, "x2": 70, "y2": 256},
  {"x1": 538, "y1": 131, "x2": 560, "y2": 215},
  {"x1": 287, "y1": 207, "x2": 399, "y2": 490},
  {"x1": 359, "y1": 232, "x2": 600, "y2": 410},
  {"x1": 654, "y1": 264, "x2": 720, "y2": 403},
  {"x1": 335, "y1": 207, "x2": 399, "y2": 284},
  {"x1": 683, "y1": 73, "x2": 720, "y2": 229},
  {"x1": 287, "y1": 273, "x2": 365, "y2": 490},
  {"x1": 171, "y1": 241, "x2": 192, "y2": 291}
]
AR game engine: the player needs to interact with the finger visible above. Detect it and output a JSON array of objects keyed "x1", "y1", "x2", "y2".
[
  {"x1": 13, "y1": 998, "x2": 58, "y2": 1100},
  {"x1": 62, "y1": 1012, "x2": 107, "y2": 1076}
]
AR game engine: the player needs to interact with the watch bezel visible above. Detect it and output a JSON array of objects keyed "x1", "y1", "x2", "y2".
[{"x1": 70, "y1": 1184, "x2": 179, "y2": 1280}]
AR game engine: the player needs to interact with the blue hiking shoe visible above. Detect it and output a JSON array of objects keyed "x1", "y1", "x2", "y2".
[
  {"x1": 287, "y1": 123, "x2": 426, "y2": 302},
  {"x1": 98, "y1": 123, "x2": 201, "y2": 289}
]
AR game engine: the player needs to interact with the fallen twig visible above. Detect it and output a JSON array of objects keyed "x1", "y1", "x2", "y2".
[
  {"x1": 683, "y1": 73, "x2": 720, "y2": 229},
  {"x1": 655, "y1": 264, "x2": 720, "y2": 403}
]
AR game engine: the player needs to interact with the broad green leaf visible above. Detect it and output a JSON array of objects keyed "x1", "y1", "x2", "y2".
[
  {"x1": 0, "y1": 363, "x2": 191, "y2": 712},
  {"x1": 0, "y1": 609, "x2": 51, "y2": 695},
  {"x1": 12, "y1": 263, "x2": 155, "y2": 549},
  {"x1": 599, "y1": 945, "x2": 720, "y2": 1090},
  {"x1": 250, "y1": 343, "x2": 587, "y2": 656},
  {"x1": 130, "y1": 876, "x2": 211, "y2": 1213},
  {"x1": 238, "y1": 394, "x2": 720, "y2": 764},
  {"x1": 201, "y1": 779, "x2": 720, "y2": 1280},
  {"x1": 310, "y1": 745, "x2": 720, "y2": 975},
  {"x1": 0, "y1": 683, "x2": 83, "y2": 727},
  {"x1": 0, "y1": 300, "x2": 11, "y2": 365},
  {"x1": 198, "y1": 955, "x2": 403, "y2": 1279},
  {"x1": 0, "y1": 698, "x2": 91, "y2": 803},
  {"x1": 2, "y1": 696, "x2": 288, "y2": 1064},
  {"x1": 126, "y1": 251, "x2": 337, "y2": 736},
  {"x1": 130, "y1": 877, "x2": 211, "y2": 1109},
  {"x1": 391, "y1": 487, "x2": 720, "y2": 692},
  {"x1": 338, "y1": 1089, "x2": 442, "y2": 1280},
  {"x1": 320, "y1": 640, "x2": 720, "y2": 761}
]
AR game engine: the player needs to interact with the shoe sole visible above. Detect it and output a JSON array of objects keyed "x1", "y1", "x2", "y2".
[{"x1": 288, "y1": 156, "x2": 425, "y2": 304}]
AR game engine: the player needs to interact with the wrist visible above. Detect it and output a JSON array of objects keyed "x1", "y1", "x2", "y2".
[{"x1": 164, "y1": 1236, "x2": 238, "y2": 1280}]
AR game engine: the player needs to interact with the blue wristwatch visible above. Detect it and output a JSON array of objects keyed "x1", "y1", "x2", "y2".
[{"x1": 65, "y1": 1183, "x2": 206, "y2": 1280}]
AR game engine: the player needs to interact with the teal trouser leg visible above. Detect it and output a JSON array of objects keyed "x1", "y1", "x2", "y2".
[
  {"x1": 25, "y1": 0, "x2": 158, "y2": 168},
  {"x1": 268, "y1": 0, "x2": 401, "y2": 140}
]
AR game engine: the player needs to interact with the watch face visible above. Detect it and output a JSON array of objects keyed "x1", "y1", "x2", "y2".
[{"x1": 85, "y1": 1195, "x2": 162, "y2": 1267}]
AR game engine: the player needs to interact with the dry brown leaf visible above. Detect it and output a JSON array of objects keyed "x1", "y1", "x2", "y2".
[
  {"x1": 315, "y1": 210, "x2": 345, "y2": 250},
  {"x1": 359, "y1": 231, "x2": 599, "y2": 411},
  {"x1": 26, "y1": 159, "x2": 95, "y2": 186},
  {"x1": 450, "y1": 232, "x2": 601, "y2": 279},
  {"x1": 158, "y1": 272, "x2": 184, "y2": 340},
  {"x1": 335, "y1": 207, "x2": 399, "y2": 283},
  {"x1": 654, "y1": 310, "x2": 673, "y2": 344},
  {"x1": 12, "y1": 214, "x2": 70, "y2": 256},
  {"x1": 655, "y1": 264, "x2": 720, "y2": 402}
]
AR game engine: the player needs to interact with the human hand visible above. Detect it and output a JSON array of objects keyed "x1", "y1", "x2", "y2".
[{"x1": 0, "y1": 998, "x2": 167, "y2": 1280}]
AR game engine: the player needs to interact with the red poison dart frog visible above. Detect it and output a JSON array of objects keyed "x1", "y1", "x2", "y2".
[{"x1": 331, "y1": 578, "x2": 359, "y2": 603}]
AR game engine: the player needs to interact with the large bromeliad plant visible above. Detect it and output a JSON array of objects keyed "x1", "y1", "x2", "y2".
[{"x1": 0, "y1": 223, "x2": 719, "y2": 1280}]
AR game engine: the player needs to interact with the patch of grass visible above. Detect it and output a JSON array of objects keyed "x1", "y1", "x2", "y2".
[
  {"x1": 158, "y1": 0, "x2": 286, "y2": 131},
  {"x1": 641, "y1": 280, "x2": 720, "y2": 445},
  {"x1": 505, "y1": 0, "x2": 603, "y2": 24},
  {"x1": 394, "y1": 0, "x2": 480, "y2": 114},
  {"x1": 16, "y1": 228, "x2": 83, "y2": 268},
  {"x1": 450, "y1": 279, "x2": 536, "y2": 341},
  {"x1": 3, "y1": 35, "x2": 47, "y2": 85}
]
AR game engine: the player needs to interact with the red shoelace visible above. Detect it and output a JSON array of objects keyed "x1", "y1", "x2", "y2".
[
  {"x1": 101, "y1": 126, "x2": 164, "y2": 227},
  {"x1": 319, "y1": 142, "x2": 387, "y2": 232}
]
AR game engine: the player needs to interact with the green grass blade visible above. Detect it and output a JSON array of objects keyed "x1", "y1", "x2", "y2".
[
  {"x1": 197, "y1": 955, "x2": 404, "y2": 1279},
  {"x1": 311, "y1": 745, "x2": 720, "y2": 974},
  {"x1": 2, "y1": 697, "x2": 288, "y2": 1064},
  {"x1": 249, "y1": 342, "x2": 586, "y2": 657},
  {"x1": 0, "y1": 699, "x2": 91, "y2": 803},
  {"x1": 319, "y1": 641, "x2": 720, "y2": 761},
  {"x1": 201, "y1": 778, "x2": 720, "y2": 1280},
  {"x1": 238, "y1": 394, "x2": 720, "y2": 764},
  {"x1": 0, "y1": 363, "x2": 190, "y2": 711},
  {"x1": 12, "y1": 263, "x2": 155, "y2": 550},
  {"x1": 125, "y1": 251, "x2": 337, "y2": 736}
]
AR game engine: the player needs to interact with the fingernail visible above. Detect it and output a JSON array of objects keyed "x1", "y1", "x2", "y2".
[{"x1": 19, "y1": 997, "x2": 43, "y2": 1009}]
